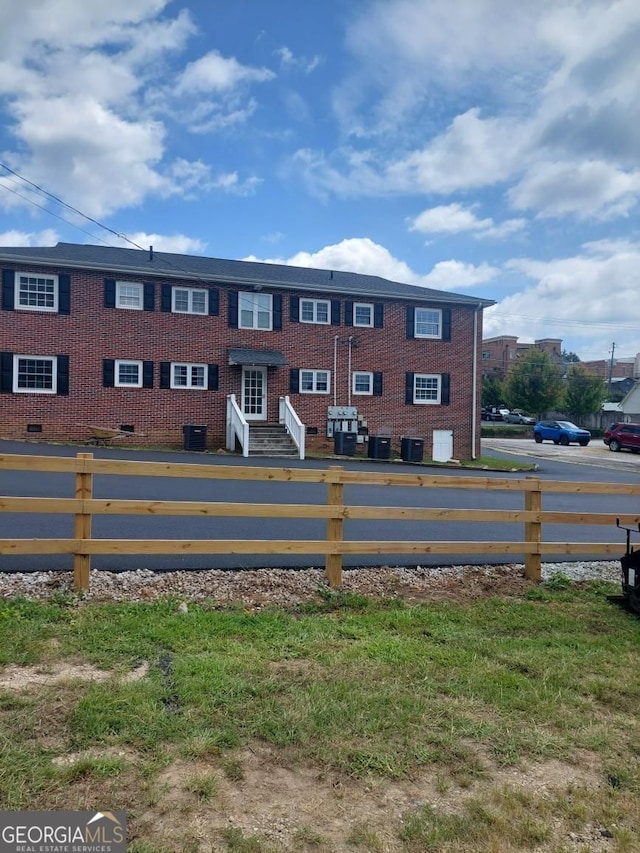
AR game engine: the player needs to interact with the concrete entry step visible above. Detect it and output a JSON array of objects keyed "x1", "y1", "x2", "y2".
[{"x1": 248, "y1": 423, "x2": 299, "y2": 458}]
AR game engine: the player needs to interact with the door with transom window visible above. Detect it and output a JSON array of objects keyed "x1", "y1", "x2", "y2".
[{"x1": 242, "y1": 366, "x2": 267, "y2": 420}]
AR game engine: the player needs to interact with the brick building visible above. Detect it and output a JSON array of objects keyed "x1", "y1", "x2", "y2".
[
  {"x1": 0, "y1": 243, "x2": 493, "y2": 460},
  {"x1": 580, "y1": 357, "x2": 636, "y2": 381},
  {"x1": 482, "y1": 335, "x2": 563, "y2": 379}
]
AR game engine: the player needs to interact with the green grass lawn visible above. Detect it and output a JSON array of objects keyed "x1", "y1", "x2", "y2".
[{"x1": 0, "y1": 579, "x2": 638, "y2": 852}]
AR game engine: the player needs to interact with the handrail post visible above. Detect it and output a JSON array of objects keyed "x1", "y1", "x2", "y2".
[
  {"x1": 73, "y1": 452, "x2": 94, "y2": 592},
  {"x1": 325, "y1": 465, "x2": 344, "y2": 587},
  {"x1": 524, "y1": 477, "x2": 542, "y2": 582}
]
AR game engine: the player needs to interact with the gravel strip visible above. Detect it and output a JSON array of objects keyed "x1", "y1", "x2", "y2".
[{"x1": 0, "y1": 561, "x2": 623, "y2": 607}]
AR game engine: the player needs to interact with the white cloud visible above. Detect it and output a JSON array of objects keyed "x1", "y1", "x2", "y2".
[
  {"x1": 110, "y1": 232, "x2": 207, "y2": 254},
  {"x1": 244, "y1": 236, "x2": 499, "y2": 291},
  {"x1": 422, "y1": 260, "x2": 499, "y2": 290},
  {"x1": 0, "y1": 228, "x2": 58, "y2": 247},
  {"x1": 410, "y1": 204, "x2": 492, "y2": 234},
  {"x1": 0, "y1": 2, "x2": 272, "y2": 219},
  {"x1": 296, "y1": 0, "x2": 640, "y2": 224},
  {"x1": 175, "y1": 51, "x2": 274, "y2": 95},
  {"x1": 509, "y1": 160, "x2": 640, "y2": 220},
  {"x1": 276, "y1": 46, "x2": 322, "y2": 75},
  {"x1": 486, "y1": 239, "x2": 640, "y2": 360},
  {"x1": 409, "y1": 203, "x2": 526, "y2": 239}
]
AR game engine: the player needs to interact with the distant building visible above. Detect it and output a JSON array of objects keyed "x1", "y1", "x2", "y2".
[
  {"x1": 481, "y1": 336, "x2": 563, "y2": 379},
  {"x1": 580, "y1": 357, "x2": 635, "y2": 381}
]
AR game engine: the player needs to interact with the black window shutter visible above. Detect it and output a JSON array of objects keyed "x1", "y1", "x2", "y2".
[
  {"x1": 228, "y1": 291, "x2": 238, "y2": 327},
  {"x1": 58, "y1": 274, "x2": 71, "y2": 314},
  {"x1": 289, "y1": 368, "x2": 300, "y2": 393},
  {"x1": 56, "y1": 355, "x2": 69, "y2": 395},
  {"x1": 273, "y1": 294, "x2": 282, "y2": 330},
  {"x1": 104, "y1": 279, "x2": 116, "y2": 308},
  {"x1": 142, "y1": 361, "x2": 154, "y2": 388},
  {"x1": 2, "y1": 270, "x2": 15, "y2": 311},
  {"x1": 290, "y1": 296, "x2": 299, "y2": 322},
  {"x1": 373, "y1": 371, "x2": 383, "y2": 396},
  {"x1": 374, "y1": 303, "x2": 384, "y2": 328},
  {"x1": 160, "y1": 361, "x2": 171, "y2": 388},
  {"x1": 442, "y1": 308, "x2": 451, "y2": 341},
  {"x1": 405, "y1": 372, "x2": 415, "y2": 405},
  {"x1": 1, "y1": 351, "x2": 13, "y2": 392},
  {"x1": 161, "y1": 285, "x2": 172, "y2": 312},
  {"x1": 143, "y1": 283, "x2": 155, "y2": 312},
  {"x1": 208, "y1": 288, "x2": 219, "y2": 316},
  {"x1": 345, "y1": 301, "x2": 354, "y2": 326},
  {"x1": 441, "y1": 373, "x2": 450, "y2": 405},
  {"x1": 103, "y1": 359, "x2": 115, "y2": 387},
  {"x1": 406, "y1": 307, "x2": 415, "y2": 339},
  {"x1": 331, "y1": 300, "x2": 341, "y2": 325},
  {"x1": 207, "y1": 364, "x2": 219, "y2": 391}
]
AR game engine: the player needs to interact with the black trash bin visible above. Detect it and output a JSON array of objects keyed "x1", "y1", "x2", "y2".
[
  {"x1": 401, "y1": 437, "x2": 424, "y2": 462},
  {"x1": 334, "y1": 431, "x2": 357, "y2": 456},
  {"x1": 368, "y1": 436, "x2": 392, "y2": 459},
  {"x1": 183, "y1": 424, "x2": 208, "y2": 451}
]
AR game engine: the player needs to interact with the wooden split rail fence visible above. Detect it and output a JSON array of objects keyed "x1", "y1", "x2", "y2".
[{"x1": 1, "y1": 452, "x2": 639, "y2": 592}]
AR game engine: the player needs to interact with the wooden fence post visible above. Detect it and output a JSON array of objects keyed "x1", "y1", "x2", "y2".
[
  {"x1": 73, "y1": 452, "x2": 94, "y2": 592},
  {"x1": 325, "y1": 465, "x2": 344, "y2": 588},
  {"x1": 524, "y1": 477, "x2": 542, "y2": 582}
]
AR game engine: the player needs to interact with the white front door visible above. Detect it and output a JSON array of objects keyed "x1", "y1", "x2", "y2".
[{"x1": 242, "y1": 366, "x2": 267, "y2": 420}]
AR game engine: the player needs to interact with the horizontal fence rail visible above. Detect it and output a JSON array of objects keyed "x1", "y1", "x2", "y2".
[{"x1": 1, "y1": 452, "x2": 639, "y2": 592}]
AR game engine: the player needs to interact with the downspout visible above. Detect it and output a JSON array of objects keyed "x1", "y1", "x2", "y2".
[
  {"x1": 472, "y1": 304, "x2": 482, "y2": 459},
  {"x1": 333, "y1": 335, "x2": 338, "y2": 406},
  {"x1": 347, "y1": 336, "x2": 353, "y2": 407}
]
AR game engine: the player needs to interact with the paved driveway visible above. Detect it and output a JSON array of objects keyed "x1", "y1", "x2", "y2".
[{"x1": 483, "y1": 437, "x2": 640, "y2": 469}]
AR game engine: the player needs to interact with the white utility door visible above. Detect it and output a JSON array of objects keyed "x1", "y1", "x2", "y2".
[
  {"x1": 432, "y1": 429, "x2": 453, "y2": 462},
  {"x1": 242, "y1": 366, "x2": 267, "y2": 420}
]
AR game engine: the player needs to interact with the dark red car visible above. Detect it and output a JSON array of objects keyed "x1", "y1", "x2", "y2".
[{"x1": 603, "y1": 422, "x2": 640, "y2": 453}]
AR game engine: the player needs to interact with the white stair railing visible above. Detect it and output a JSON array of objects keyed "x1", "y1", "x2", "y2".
[
  {"x1": 279, "y1": 395, "x2": 305, "y2": 460},
  {"x1": 226, "y1": 394, "x2": 250, "y2": 457}
]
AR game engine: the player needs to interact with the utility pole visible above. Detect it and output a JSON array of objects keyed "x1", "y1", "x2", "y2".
[{"x1": 607, "y1": 342, "x2": 616, "y2": 398}]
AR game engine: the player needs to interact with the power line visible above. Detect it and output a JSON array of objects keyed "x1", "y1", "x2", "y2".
[
  {"x1": 0, "y1": 162, "x2": 219, "y2": 289},
  {"x1": 487, "y1": 310, "x2": 640, "y2": 333}
]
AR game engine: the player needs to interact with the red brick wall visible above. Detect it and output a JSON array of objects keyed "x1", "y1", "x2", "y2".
[{"x1": 1, "y1": 264, "x2": 484, "y2": 459}]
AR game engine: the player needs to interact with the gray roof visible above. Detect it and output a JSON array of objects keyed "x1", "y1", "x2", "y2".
[
  {"x1": 0, "y1": 242, "x2": 494, "y2": 307},
  {"x1": 228, "y1": 348, "x2": 287, "y2": 366}
]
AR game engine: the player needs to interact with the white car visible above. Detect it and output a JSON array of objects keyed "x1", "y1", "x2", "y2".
[{"x1": 504, "y1": 411, "x2": 535, "y2": 425}]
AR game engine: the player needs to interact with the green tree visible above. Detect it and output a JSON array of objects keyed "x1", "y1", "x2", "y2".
[
  {"x1": 482, "y1": 375, "x2": 505, "y2": 408},
  {"x1": 564, "y1": 364, "x2": 606, "y2": 420},
  {"x1": 504, "y1": 349, "x2": 564, "y2": 418},
  {"x1": 562, "y1": 350, "x2": 580, "y2": 363}
]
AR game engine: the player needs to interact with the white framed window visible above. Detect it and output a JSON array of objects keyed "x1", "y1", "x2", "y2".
[
  {"x1": 482, "y1": 350, "x2": 491, "y2": 360},
  {"x1": 300, "y1": 369, "x2": 330, "y2": 394},
  {"x1": 171, "y1": 362, "x2": 207, "y2": 389},
  {"x1": 16, "y1": 274, "x2": 58, "y2": 313},
  {"x1": 300, "y1": 298, "x2": 330, "y2": 324},
  {"x1": 414, "y1": 374, "x2": 441, "y2": 404},
  {"x1": 353, "y1": 302, "x2": 373, "y2": 327},
  {"x1": 239, "y1": 291, "x2": 272, "y2": 330},
  {"x1": 116, "y1": 281, "x2": 143, "y2": 310},
  {"x1": 352, "y1": 371, "x2": 373, "y2": 395},
  {"x1": 415, "y1": 308, "x2": 442, "y2": 338},
  {"x1": 172, "y1": 287, "x2": 207, "y2": 315},
  {"x1": 13, "y1": 355, "x2": 57, "y2": 393},
  {"x1": 115, "y1": 359, "x2": 142, "y2": 387}
]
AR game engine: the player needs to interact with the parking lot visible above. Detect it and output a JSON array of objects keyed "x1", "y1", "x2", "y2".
[{"x1": 483, "y1": 437, "x2": 640, "y2": 468}]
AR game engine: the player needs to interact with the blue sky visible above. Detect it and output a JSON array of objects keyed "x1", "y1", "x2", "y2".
[{"x1": 1, "y1": 0, "x2": 639, "y2": 362}]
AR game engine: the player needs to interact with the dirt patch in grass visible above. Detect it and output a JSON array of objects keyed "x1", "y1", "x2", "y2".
[
  {"x1": 128, "y1": 743, "x2": 612, "y2": 852},
  {"x1": 0, "y1": 660, "x2": 149, "y2": 691}
]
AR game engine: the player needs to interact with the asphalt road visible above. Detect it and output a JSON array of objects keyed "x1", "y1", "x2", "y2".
[{"x1": 1, "y1": 438, "x2": 639, "y2": 572}]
